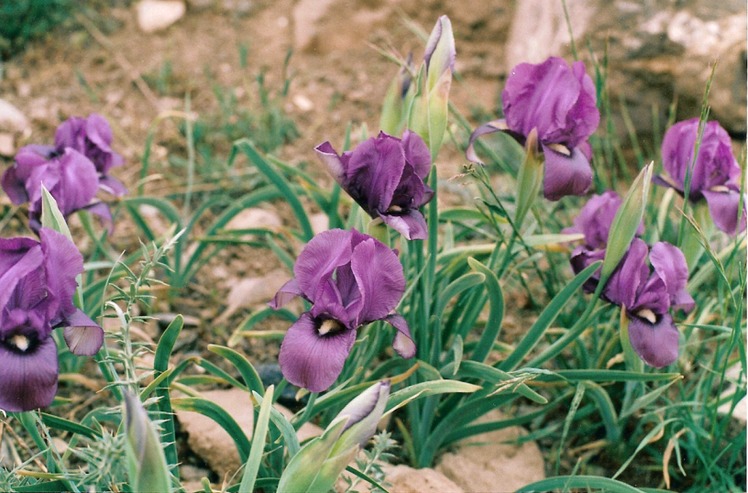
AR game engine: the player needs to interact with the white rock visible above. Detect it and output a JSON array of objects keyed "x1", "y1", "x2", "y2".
[
  {"x1": 0, "y1": 99, "x2": 29, "y2": 133},
  {"x1": 0, "y1": 133, "x2": 14, "y2": 157},
  {"x1": 436, "y1": 410, "x2": 545, "y2": 492},
  {"x1": 292, "y1": 93, "x2": 314, "y2": 112},
  {"x1": 136, "y1": 0, "x2": 186, "y2": 33},
  {"x1": 717, "y1": 364, "x2": 747, "y2": 423}
]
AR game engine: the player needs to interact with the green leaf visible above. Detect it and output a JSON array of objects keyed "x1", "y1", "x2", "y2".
[
  {"x1": 40, "y1": 413, "x2": 101, "y2": 439},
  {"x1": 238, "y1": 385, "x2": 274, "y2": 493},
  {"x1": 208, "y1": 345, "x2": 265, "y2": 395},
  {"x1": 467, "y1": 258, "x2": 504, "y2": 364},
  {"x1": 517, "y1": 475, "x2": 647, "y2": 493},
  {"x1": 384, "y1": 380, "x2": 481, "y2": 415},
  {"x1": 172, "y1": 397, "x2": 251, "y2": 461}
]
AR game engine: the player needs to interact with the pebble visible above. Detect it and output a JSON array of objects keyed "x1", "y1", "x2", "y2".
[{"x1": 136, "y1": 0, "x2": 186, "y2": 33}]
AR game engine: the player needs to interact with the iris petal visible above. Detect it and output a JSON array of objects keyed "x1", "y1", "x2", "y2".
[
  {"x1": 278, "y1": 312, "x2": 356, "y2": 393},
  {"x1": 294, "y1": 229, "x2": 353, "y2": 299},
  {"x1": 63, "y1": 309, "x2": 104, "y2": 356},
  {"x1": 0, "y1": 335, "x2": 59, "y2": 412},
  {"x1": 703, "y1": 188, "x2": 747, "y2": 236},
  {"x1": 628, "y1": 312, "x2": 679, "y2": 368},
  {"x1": 649, "y1": 242, "x2": 695, "y2": 312},
  {"x1": 541, "y1": 144, "x2": 592, "y2": 201},
  {"x1": 350, "y1": 238, "x2": 405, "y2": 323}
]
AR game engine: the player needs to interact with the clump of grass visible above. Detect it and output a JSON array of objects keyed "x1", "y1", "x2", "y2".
[{"x1": 0, "y1": 0, "x2": 76, "y2": 60}]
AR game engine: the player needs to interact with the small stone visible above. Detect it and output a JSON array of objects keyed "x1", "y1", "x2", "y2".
[
  {"x1": 0, "y1": 99, "x2": 29, "y2": 133},
  {"x1": 0, "y1": 133, "x2": 14, "y2": 157},
  {"x1": 310, "y1": 212, "x2": 329, "y2": 235},
  {"x1": 136, "y1": 0, "x2": 186, "y2": 33},
  {"x1": 292, "y1": 93, "x2": 314, "y2": 112}
]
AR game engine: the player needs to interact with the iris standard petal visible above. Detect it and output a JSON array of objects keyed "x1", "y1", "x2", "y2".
[
  {"x1": 346, "y1": 133, "x2": 406, "y2": 213},
  {"x1": 350, "y1": 237, "x2": 405, "y2": 323},
  {"x1": 57, "y1": 149, "x2": 100, "y2": 213},
  {"x1": 0, "y1": 243, "x2": 45, "y2": 317},
  {"x1": 627, "y1": 312, "x2": 679, "y2": 368},
  {"x1": 39, "y1": 228, "x2": 84, "y2": 321},
  {"x1": 278, "y1": 312, "x2": 357, "y2": 393},
  {"x1": 703, "y1": 188, "x2": 747, "y2": 236},
  {"x1": 563, "y1": 191, "x2": 623, "y2": 249},
  {"x1": 649, "y1": 242, "x2": 695, "y2": 312},
  {"x1": 401, "y1": 130, "x2": 432, "y2": 179},
  {"x1": 0, "y1": 335, "x2": 59, "y2": 412},
  {"x1": 269, "y1": 278, "x2": 304, "y2": 309},
  {"x1": 294, "y1": 229, "x2": 354, "y2": 299},
  {"x1": 541, "y1": 143, "x2": 592, "y2": 200}
]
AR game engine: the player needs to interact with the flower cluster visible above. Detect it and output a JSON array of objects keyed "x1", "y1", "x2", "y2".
[
  {"x1": 0, "y1": 229, "x2": 102, "y2": 412},
  {"x1": 568, "y1": 192, "x2": 694, "y2": 367},
  {"x1": 270, "y1": 229, "x2": 414, "y2": 392},
  {"x1": 656, "y1": 118, "x2": 746, "y2": 235},
  {"x1": 2, "y1": 113, "x2": 126, "y2": 231}
]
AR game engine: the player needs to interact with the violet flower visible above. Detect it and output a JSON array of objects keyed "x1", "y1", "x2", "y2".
[
  {"x1": 2, "y1": 114, "x2": 126, "y2": 231},
  {"x1": 269, "y1": 229, "x2": 414, "y2": 392},
  {"x1": 315, "y1": 131, "x2": 434, "y2": 240},
  {"x1": 0, "y1": 228, "x2": 103, "y2": 412},
  {"x1": 467, "y1": 56, "x2": 600, "y2": 201},
  {"x1": 54, "y1": 113, "x2": 127, "y2": 196},
  {"x1": 603, "y1": 239, "x2": 694, "y2": 367},
  {"x1": 657, "y1": 118, "x2": 746, "y2": 235}
]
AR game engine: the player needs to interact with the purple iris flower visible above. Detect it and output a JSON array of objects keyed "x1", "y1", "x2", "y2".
[
  {"x1": 2, "y1": 114, "x2": 125, "y2": 231},
  {"x1": 0, "y1": 228, "x2": 103, "y2": 412},
  {"x1": 603, "y1": 239, "x2": 694, "y2": 367},
  {"x1": 269, "y1": 229, "x2": 415, "y2": 392},
  {"x1": 657, "y1": 118, "x2": 746, "y2": 235},
  {"x1": 467, "y1": 56, "x2": 600, "y2": 201},
  {"x1": 315, "y1": 131, "x2": 434, "y2": 240},
  {"x1": 54, "y1": 113, "x2": 127, "y2": 196}
]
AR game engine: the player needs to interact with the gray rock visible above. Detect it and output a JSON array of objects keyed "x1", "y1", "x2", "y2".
[{"x1": 504, "y1": 0, "x2": 747, "y2": 135}]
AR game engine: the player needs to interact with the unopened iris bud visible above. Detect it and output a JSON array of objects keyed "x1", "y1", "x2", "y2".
[
  {"x1": 123, "y1": 392, "x2": 172, "y2": 493},
  {"x1": 277, "y1": 381, "x2": 391, "y2": 493},
  {"x1": 514, "y1": 128, "x2": 543, "y2": 228}
]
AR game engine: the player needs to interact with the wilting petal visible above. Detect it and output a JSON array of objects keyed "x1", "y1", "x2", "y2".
[
  {"x1": 279, "y1": 312, "x2": 356, "y2": 392},
  {"x1": 62, "y1": 310, "x2": 103, "y2": 355},
  {"x1": 384, "y1": 313, "x2": 416, "y2": 358},
  {"x1": 465, "y1": 119, "x2": 509, "y2": 164},
  {"x1": 315, "y1": 142, "x2": 346, "y2": 185},
  {"x1": 294, "y1": 229, "x2": 353, "y2": 299},
  {"x1": 350, "y1": 238, "x2": 405, "y2": 323},
  {"x1": 380, "y1": 210, "x2": 428, "y2": 240},
  {"x1": 649, "y1": 242, "x2": 694, "y2": 313},
  {"x1": 0, "y1": 335, "x2": 58, "y2": 412},
  {"x1": 541, "y1": 143, "x2": 592, "y2": 201},
  {"x1": 703, "y1": 187, "x2": 747, "y2": 236},
  {"x1": 627, "y1": 312, "x2": 679, "y2": 368},
  {"x1": 269, "y1": 278, "x2": 304, "y2": 309}
]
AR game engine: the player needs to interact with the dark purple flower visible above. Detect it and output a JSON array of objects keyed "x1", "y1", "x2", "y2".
[
  {"x1": 55, "y1": 113, "x2": 127, "y2": 196},
  {"x1": 0, "y1": 228, "x2": 102, "y2": 412},
  {"x1": 467, "y1": 56, "x2": 600, "y2": 201},
  {"x1": 2, "y1": 114, "x2": 126, "y2": 231},
  {"x1": 602, "y1": 239, "x2": 694, "y2": 367},
  {"x1": 657, "y1": 118, "x2": 746, "y2": 235},
  {"x1": 316, "y1": 131, "x2": 434, "y2": 240},
  {"x1": 269, "y1": 229, "x2": 414, "y2": 392}
]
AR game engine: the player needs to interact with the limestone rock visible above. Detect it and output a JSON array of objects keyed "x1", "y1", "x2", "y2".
[
  {"x1": 215, "y1": 269, "x2": 291, "y2": 324},
  {"x1": 224, "y1": 207, "x2": 282, "y2": 232},
  {"x1": 175, "y1": 388, "x2": 322, "y2": 478},
  {"x1": 436, "y1": 410, "x2": 545, "y2": 492},
  {"x1": 0, "y1": 133, "x2": 15, "y2": 157},
  {"x1": 136, "y1": 0, "x2": 186, "y2": 33},
  {"x1": 504, "y1": 0, "x2": 747, "y2": 135}
]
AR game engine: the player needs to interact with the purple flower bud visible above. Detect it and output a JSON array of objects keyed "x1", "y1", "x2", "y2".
[
  {"x1": 467, "y1": 57, "x2": 600, "y2": 201},
  {"x1": 316, "y1": 131, "x2": 434, "y2": 240},
  {"x1": 658, "y1": 118, "x2": 746, "y2": 235},
  {"x1": 270, "y1": 229, "x2": 413, "y2": 392},
  {"x1": 564, "y1": 191, "x2": 644, "y2": 250},
  {"x1": 0, "y1": 229, "x2": 102, "y2": 412}
]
